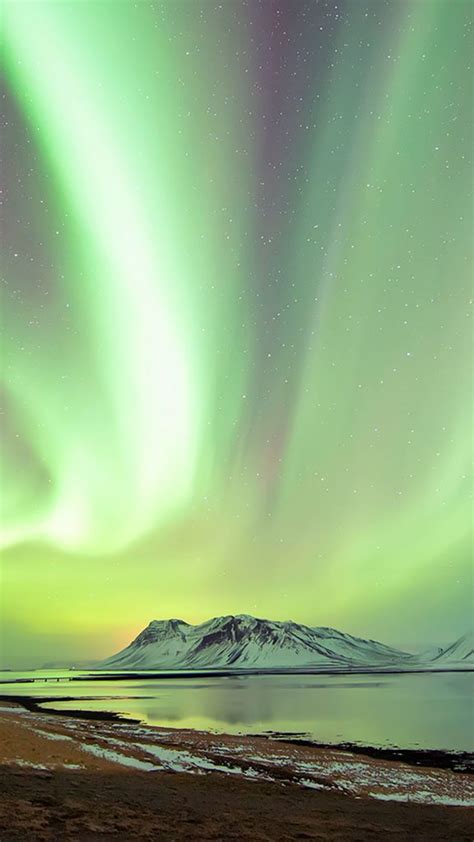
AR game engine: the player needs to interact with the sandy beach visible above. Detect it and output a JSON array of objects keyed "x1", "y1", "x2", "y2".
[{"x1": 0, "y1": 701, "x2": 472, "y2": 841}]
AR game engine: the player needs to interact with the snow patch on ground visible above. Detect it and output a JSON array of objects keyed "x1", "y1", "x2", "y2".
[
  {"x1": 9, "y1": 759, "x2": 49, "y2": 771},
  {"x1": 371, "y1": 791, "x2": 474, "y2": 807},
  {"x1": 31, "y1": 728, "x2": 73, "y2": 742},
  {"x1": 80, "y1": 742, "x2": 158, "y2": 772}
]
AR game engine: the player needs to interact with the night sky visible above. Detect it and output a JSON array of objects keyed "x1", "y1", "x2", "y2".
[{"x1": 1, "y1": 0, "x2": 472, "y2": 667}]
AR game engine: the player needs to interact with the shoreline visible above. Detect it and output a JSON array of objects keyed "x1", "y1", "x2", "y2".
[
  {"x1": 0, "y1": 702, "x2": 472, "y2": 840},
  {"x1": 1, "y1": 693, "x2": 472, "y2": 774}
]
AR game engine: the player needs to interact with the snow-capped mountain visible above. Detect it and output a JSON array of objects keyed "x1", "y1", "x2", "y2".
[
  {"x1": 430, "y1": 631, "x2": 473, "y2": 664},
  {"x1": 97, "y1": 614, "x2": 412, "y2": 671}
]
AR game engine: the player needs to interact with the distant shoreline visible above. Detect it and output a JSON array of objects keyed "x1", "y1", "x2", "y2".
[{"x1": 1, "y1": 664, "x2": 473, "y2": 682}]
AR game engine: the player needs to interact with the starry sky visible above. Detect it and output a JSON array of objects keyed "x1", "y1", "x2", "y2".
[{"x1": 1, "y1": 0, "x2": 472, "y2": 668}]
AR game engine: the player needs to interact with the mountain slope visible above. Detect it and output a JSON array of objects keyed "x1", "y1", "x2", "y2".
[
  {"x1": 430, "y1": 631, "x2": 474, "y2": 664},
  {"x1": 97, "y1": 614, "x2": 412, "y2": 670}
]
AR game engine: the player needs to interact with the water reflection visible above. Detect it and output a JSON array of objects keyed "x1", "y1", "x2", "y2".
[{"x1": 1, "y1": 670, "x2": 472, "y2": 752}]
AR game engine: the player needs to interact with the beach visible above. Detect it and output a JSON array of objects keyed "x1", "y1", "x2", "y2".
[{"x1": 0, "y1": 701, "x2": 472, "y2": 841}]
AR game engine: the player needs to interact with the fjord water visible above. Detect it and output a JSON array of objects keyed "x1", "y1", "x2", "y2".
[{"x1": 1, "y1": 671, "x2": 472, "y2": 753}]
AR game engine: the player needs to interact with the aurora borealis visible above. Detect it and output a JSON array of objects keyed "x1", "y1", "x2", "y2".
[{"x1": 1, "y1": 0, "x2": 472, "y2": 667}]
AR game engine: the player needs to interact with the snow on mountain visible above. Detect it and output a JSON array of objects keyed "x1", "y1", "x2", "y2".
[
  {"x1": 430, "y1": 631, "x2": 474, "y2": 664},
  {"x1": 97, "y1": 614, "x2": 412, "y2": 671}
]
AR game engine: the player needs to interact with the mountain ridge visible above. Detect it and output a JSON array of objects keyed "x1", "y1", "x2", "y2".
[
  {"x1": 97, "y1": 614, "x2": 415, "y2": 671},
  {"x1": 97, "y1": 615, "x2": 473, "y2": 672}
]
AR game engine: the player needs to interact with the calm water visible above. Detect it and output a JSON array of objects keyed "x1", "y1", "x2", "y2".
[{"x1": 0, "y1": 670, "x2": 472, "y2": 753}]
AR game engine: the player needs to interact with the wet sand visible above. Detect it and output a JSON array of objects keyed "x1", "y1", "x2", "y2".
[{"x1": 0, "y1": 702, "x2": 472, "y2": 841}]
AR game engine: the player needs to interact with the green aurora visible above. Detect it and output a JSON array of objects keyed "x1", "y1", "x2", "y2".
[{"x1": 1, "y1": 0, "x2": 472, "y2": 666}]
